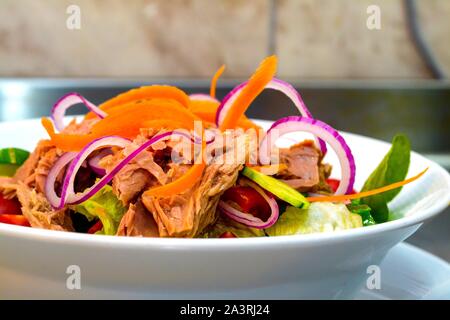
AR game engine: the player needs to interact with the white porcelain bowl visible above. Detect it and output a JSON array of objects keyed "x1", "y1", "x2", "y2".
[{"x1": 0, "y1": 119, "x2": 449, "y2": 299}]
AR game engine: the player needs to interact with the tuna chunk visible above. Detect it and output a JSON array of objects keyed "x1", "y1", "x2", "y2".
[
  {"x1": 14, "y1": 140, "x2": 55, "y2": 187},
  {"x1": 100, "y1": 134, "x2": 168, "y2": 205},
  {"x1": 277, "y1": 140, "x2": 331, "y2": 193},
  {"x1": 34, "y1": 148, "x2": 60, "y2": 193},
  {"x1": 117, "y1": 200, "x2": 159, "y2": 237},
  {"x1": 141, "y1": 134, "x2": 247, "y2": 237},
  {"x1": 1, "y1": 181, "x2": 73, "y2": 231}
]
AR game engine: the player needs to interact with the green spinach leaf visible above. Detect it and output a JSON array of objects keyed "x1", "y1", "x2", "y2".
[{"x1": 360, "y1": 134, "x2": 410, "y2": 223}]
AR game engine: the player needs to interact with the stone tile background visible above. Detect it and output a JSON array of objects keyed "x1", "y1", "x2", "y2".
[{"x1": 0, "y1": 0, "x2": 448, "y2": 78}]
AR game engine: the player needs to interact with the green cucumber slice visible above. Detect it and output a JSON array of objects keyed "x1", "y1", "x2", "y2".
[
  {"x1": 0, "y1": 148, "x2": 30, "y2": 165},
  {"x1": 242, "y1": 166, "x2": 310, "y2": 209},
  {"x1": 0, "y1": 163, "x2": 20, "y2": 177}
]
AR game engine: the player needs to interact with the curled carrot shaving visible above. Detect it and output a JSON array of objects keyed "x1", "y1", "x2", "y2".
[
  {"x1": 93, "y1": 100, "x2": 200, "y2": 136},
  {"x1": 188, "y1": 99, "x2": 220, "y2": 123},
  {"x1": 188, "y1": 100, "x2": 261, "y2": 131},
  {"x1": 85, "y1": 85, "x2": 190, "y2": 119},
  {"x1": 306, "y1": 168, "x2": 428, "y2": 202},
  {"x1": 210, "y1": 65, "x2": 225, "y2": 98},
  {"x1": 42, "y1": 117, "x2": 88, "y2": 151},
  {"x1": 219, "y1": 55, "x2": 277, "y2": 131},
  {"x1": 142, "y1": 119, "x2": 187, "y2": 130},
  {"x1": 144, "y1": 136, "x2": 207, "y2": 197},
  {"x1": 145, "y1": 163, "x2": 206, "y2": 197},
  {"x1": 43, "y1": 100, "x2": 200, "y2": 151}
]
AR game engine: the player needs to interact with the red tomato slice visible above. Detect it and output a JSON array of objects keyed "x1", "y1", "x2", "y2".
[
  {"x1": 326, "y1": 178, "x2": 340, "y2": 193},
  {"x1": 0, "y1": 194, "x2": 22, "y2": 215},
  {"x1": 222, "y1": 186, "x2": 271, "y2": 221},
  {"x1": 326, "y1": 178, "x2": 356, "y2": 194},
  {"x1": 0, "y1": 214, "x2": 30, "y2": 227},
  {"x1": 88, "y1": 220, "x2": 103, "y2": 234},
  {"x1": 220, "y1": 231, "x2": 237, "y2": 238}
]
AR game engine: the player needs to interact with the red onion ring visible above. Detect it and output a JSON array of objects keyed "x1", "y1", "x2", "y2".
[
  {"x1": 88, "y1": 148, "x2": 113, "y2": 176},
  {"x1": 49, "y1": 136, "x2": 130, "y2": 209},
  {"x1": 218, "y1": 179, "x2": 279, "y2": 229},
  {"x1": 53, "y1": 131, "x2": 201, "y2": 209},
  {"x1": 215, "y1": 78, "x2": 327, "y2": 154},
  {"x1": 45, "y1": 152, "x2": 77, "y2": 208},
  {"x1": 189, "y1": 93, "x2": 219, "y2": 103},
  {"x1": 51, "y1": 93, "x2": 107, "y2": 131},
  {"x1": 259, "y1": 116, "x2": 355, "y2": 195}
]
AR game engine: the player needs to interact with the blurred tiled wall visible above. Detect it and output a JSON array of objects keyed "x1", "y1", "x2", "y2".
[{"x1": 0, "y1": 0, "x2": 449, "y2": 78}]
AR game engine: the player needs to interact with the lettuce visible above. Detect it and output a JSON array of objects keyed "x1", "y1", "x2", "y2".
[
  {"x1": 266, "y1": 203, "x2": 363, "y2": 236},
  {"x1": 72, "y1": 185, "x2": 126, "y2": 235},
  {"x1": 200, "y1": 216, "x2": 266, "y2": 238}
]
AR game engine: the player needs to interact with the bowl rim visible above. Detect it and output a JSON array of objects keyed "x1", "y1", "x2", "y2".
[{"x1": 0, "y1": 121, "x2": 449, "y2": 251}]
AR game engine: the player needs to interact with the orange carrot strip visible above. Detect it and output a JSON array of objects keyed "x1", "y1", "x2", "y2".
[
  {"x1": 142, "y1": 119, "x2": 187, "y2": 130},
  {"x1": 100, "y1": 85, "x2": 189, "y2": 110},
  {"x1": 144, "y1": 136, "x2": 207, "y2": 197},
  {"x1": 236, "y1": 117, "x2": 262, "y2": 132},
  {"x1": 85, "y1": 85, "x2": 190, "y2": 119},
  {"x1": 145, "y1": 163, "x2": 206, "y2": 197},
  {"x1": 306, "y1": 168, "x2": 428, "y2": 202},
  {"x1": 92, "y1": 100, "x2": 200, "y2": 135},
  {"x1": 106, "y1": 98, "x2": 187, "y2": 118},
  {"x1": 189, "y1": 100, "x2": 261, "y2": 130},
  {"x1": 219, "y1": 56, "x2": 277, "y2": 131},
  {"x1": 43, "y1": 100, "x2": 201, "y2": 151},
  {"x1": 210, "y1": 65, "x2": 225, "y2": 98},
  {"x1": 42, "y1": 118, "x2": 93, "y2": 151}
]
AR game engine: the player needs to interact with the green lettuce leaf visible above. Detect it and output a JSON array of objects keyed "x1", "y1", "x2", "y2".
[
  {"x1": 360, "y1": 134, "x2": 410, "y2": 223},
  {"x1": 71, "y1": 185, "x2": 126, "y2": 235},
  {"x1": 199, "y1": 216, "x2": 265, "y2": 238},
  {"x1": 347, "y1": 199, "x2": 376, "y2": 226},
  {"x1": 266, "y1": 203, "x2": 363, "y2": 236}
]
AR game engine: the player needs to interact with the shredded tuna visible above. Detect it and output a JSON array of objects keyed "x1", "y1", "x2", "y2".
[
  {"x1": 14, "y1": 140, "x2": 54, "y2": 187},
  {"x1": 0, "y1": 177, "x2": 18, "y2": 199},
  {"x1": 277, "y1": 140, "x2": 332, "y2": 193},
  {"x1": 34, "y1": 148, "x2": 60, "y2": 193},
  {"x1": 100, "y1": 132, "x2": 169, "y2": 205},
  {"x1": 0, "y1": 181, "x2": 73, "y2": 231},
  {"x1": 117, "y1": 200, "x2": 159, "y2": 237},
  {"x1": 0, "y1": 119, "x2": 99, "y2": 231},
  {"x1": 141, "y1": 134, "x2": 247, "y2": 237}
]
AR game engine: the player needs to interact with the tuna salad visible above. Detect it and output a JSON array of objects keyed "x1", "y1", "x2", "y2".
[{"x1": 0, "y1": 56, "x2": 425, "y2": 238}]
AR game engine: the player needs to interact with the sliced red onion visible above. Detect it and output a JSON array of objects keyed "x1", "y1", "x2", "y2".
[
  {"x1": 172, "y1": 129, "x2": 215, "y2": 145},
  {"x1": 204, "y1": 129, "x2": 216, "y2": 145},
  {"x1": 259, "y1": 116, "x2": 355, "y2": 195},
  {"x1": 218, "y1": 179, "x2": 279, "y2": 229},
  {"x1": 45, "y1": 152, "x2": 77, "y2": 208},
  {"x1": 50, "y1": 136, "x2": 130, "y2": 209},
  {"x1": 215, "y1": 82, "x2": 245, "y2": 126},
  {"x1": 56, "y1": 131, "x2": 200, "y2": 208},
  {"x1": 215, "y1": 78, "x2": 327, "y2": 154},
  {"x1": 51, "y1": 93, "x2": 107, "y2": 131},
  {"x1": 61, "y1": 137, "x2": 131, "y2": 207},
  {"x1": 189, "y1": 93, "x2": 219, "y2": 103},
  {"x1": 88, "y1": 148, "x2": 113, "y2": 176}
]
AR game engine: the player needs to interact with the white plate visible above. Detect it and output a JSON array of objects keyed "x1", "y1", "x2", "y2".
[
  {"x1": 0, "y1": 118, "x2": 449, "y2": 299},
  {"x1": 357, "y1": 243, "x2": 450, "y2": 300}
]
